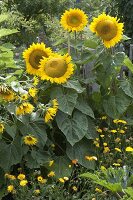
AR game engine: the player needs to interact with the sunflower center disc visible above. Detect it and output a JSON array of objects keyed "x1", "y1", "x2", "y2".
[
  {"x1": 27, "y1": 137, "x2": 33, "y2": 141},
  {"x1": 45, "y1": 57, "x2": 67, "y2": 78},
  {"x1": 96, "y1": 20, "x2": 117, "y2": 41},
  {"x1": 29, "y1": 50, "x2": 48, "y2": 69},
  {"x1": 67, "y1": 15, "x2": 81, "y2": 27}
]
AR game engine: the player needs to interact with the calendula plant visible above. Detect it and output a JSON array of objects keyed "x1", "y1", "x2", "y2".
[{"x1": 0, "y1": 7, "x2": 133, "y2": 200}]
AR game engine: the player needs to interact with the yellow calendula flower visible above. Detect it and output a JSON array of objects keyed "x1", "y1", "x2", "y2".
[
  {"x1": 96, "y1": 128, "x2": 102, "y2": 133},
  {"x1": 7, "y1": 185, "x2": 14, "y2": 193},
  {"x1": 95, "y1": 188, "x2": 102, "y2": 193},
  {"x1": 37, "y1": 176, "x2": 47, "y2": 184},
  {"x1": 72, "y1": 186, "x2": 78, "y2": 191},
  {"x1": 119, "y1": 129, "x2": 125, "y2": 134},
  {"x1": 16, "y1": 102, "x2": 34, "y2": 115},
  {"x1": 5, "y1": 174, "x2": 16, "y2": 180},
  {"x1": 23, "y1": 135, "x2": 38, "y2": 146},
  {"x1": 115, "y1": 148, "x2": 121, "y2": 152},
  {"x1": 38, "y1": 53, "x2": 74, "y2": 84},
  {"x1": 28, "y1": 87, "x2": 38, "y2": 97},
  {"x1": 23, "y1": 43, "x2": 52, "y2": 76},
  {"x1": 103, "y1": 143, "x2": 108, "y2": 147},
  {"x1": 34, "y1": 189, "x2": 40, "y2": 194},
  {"x1": 47, "y1": 171, "x2": 55, "y2": 177},
  {"x1": 101, "y1": 116, "x2": 107, "y2": 120},
  {"x1": 17, "y1": 174, "x2": 25, "y2": 180},
  {"x1": 117, "y1": 119, "x2": 127, "y2": 124},
  {"x1": 64, "y1": 177, "x2": 69, "y2": 181},
  {"x1": 115, "y1": 138, "x2": 121, "y2": 143},
  {"x1": 49, "y1": 160, "x2": 54, "y2": 167},
  {"x1": 90, "y1": 13, "x2": 124, "y2": 48},
  {"x1": 20, "y1": 180, "x2": 28, "y2": 186},
  {"x1": 100, "y1": 134, "x2": 105, "y2": 138},
  {"x1": 110, "y1": 130, "x2": 117, "y2": 133},
  {"x1": 44, "y1": 99, "x2": 58, "y2": 123},
  {"x1": 0, "y1": 123, "x2": 4, "y2": 133},
  {"x1": 103, "y1": 147, "x2": 110, "y2": 153},
  {"x1": 125, "y1": 147, "x2": 133, "y2": 152},
  {"x1": 59, "y1": 178, "x2": 65, "y2": 183},
  {"x1": 85, "y1": 155, "x2": 97, "y2": 161},
  {"x1": 113, "y1": 119, "x2": 119, "y2": 124},
  {"x1": 60, "y1": 8, "x2": 88, "y2": 32}
]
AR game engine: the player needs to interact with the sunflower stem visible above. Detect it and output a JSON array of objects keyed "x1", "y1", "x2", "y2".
[{"x1": 68, "y1": 33, "x2": 71, "y2": 55}]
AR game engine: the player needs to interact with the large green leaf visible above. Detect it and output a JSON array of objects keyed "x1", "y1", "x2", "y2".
[
  {"x1": 25, "y1": 150, "x2": 50, "y2": 169},
  {"x1": 66, "y1": 139, "x2": 95, "y2": 169},
  {"x1": 0, "y1": 136, "x2": 22, "y2": 171},
  {"x1": 86, "y1": 117, "x2": 97, "y2": 139},
  {"x1": 120, "y1": 79, "x2": 133, "y2": 98},
  {"x1": 63, "y1": 80, "x2": 85, "y2": 93},
  {"x1": 5, "y1": 124, "x2": 17, "y2": 139},
  {"x1": 80, "y1": 172, "x2": 122, "y2": 192},
  {"x1": 103, "y1": 90, "x2": 131, "y2": 118},
  {"x1": 124, "y1": 187, "x2": 133, "y2": 198},
  {"x1": 51, "y1": 87, "x2": 78, "y2": 115},
  {"x1": 49, "y1": 156, "x2": 72, "y2": 178},
  {"x1": 123, "y1": 56, "x2": 133, "y2": 73},
  {"x1": 75, "y1": 95, "x2": 95, "y2": 118},
  {"x1": 56, "y1": 111, "x2": 88, "y2": 146},
  {"x1": 0, "y1": 29, "x2": 18, "y2": 38}
]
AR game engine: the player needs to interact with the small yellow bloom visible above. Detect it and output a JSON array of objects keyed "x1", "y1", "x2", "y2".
[
  {"x1": 6, "y1": 174, "x2": 16, "y2": 180},
  {"x1": 125, "y1": 147, "x2": 133, "y2": 152},
  {"x1": 47, "y1": 171, "x2": 55, "y2": 177},
  {"x1": 100, "y1": 134, "x2": 105, "y2": 138},
  {"x1": 33, "y1": 76, "x2": 39, "y2": 86},
  {"x1": 119, "y1": 129, "x2": 125, "y2": 134},
  {"x1": 103, "y1": 147, "x2": 110, "y2": 153},
  {"x1": 34, "y1": 189, "x2": 40, "y2": 194},
  {"x1": 49, "y1": 160, "x2": 54, "y2": 167},
  {"x1": 7, "y1": 185, "x2": 14, "y2": 193},
  {"x1": 101, "y1": 116, "x2": 107, "y2": 120},
  {"x1": 64, "y1": 177, "x2": 69, "y2": 181},
  {"x1": 115, "y1": 138, "x2": 121, "y2": 143},
  {"x1": 21, "y1": 93, "x2": 29, "y2": 100},
  {"x1": 17, "y1": 174, "x2": 25, "y2": 180},
  {"x1": 96, "y1": 138, "x2": 99, "y2": 141},
  {"x1": 85, "y1": 156, "x2": 97, "y2": 161},
  {"x1": 95, "y1": 188, "x2": 102, "y2": 193},
  {"x1": 20, "y1": 180, "x2": 28, "y2": 186},
  {"x1": 103, "y1": 143, "x2": 107, "y2": 146},
  {"x1": 0, "y1": 122, "x2": 4, "y2": 133},
  {"x1": 23, "y1": 135, "x2": 38, "y2": 146},
  {"x1": 113, "y1": 119, "x2": 119, "y2": 124},
  {"x1": 96, "y1": 128, "x2": 102, "y2": 133},
  {"x1": 110, "y1": 130, "x2": 117, "y2": 133},
  {"x1": 72, "y1": 186, "x2": 78, "y2": 191},
  {"x1": 113, "y1": 163, "x2": 120, "y2": 167},
  {"x1": 115, "y1": 148, "x2": 121, "y2": 152},
  {"x1": 59, "y1": 178, "x2": 65, "y2": 183},
  {"x1": 69, "y1": 164, "x2": 72, "y2": 168},
  {"x1": 51, "y1": 144, "x2": 55, "y2": 148},
  {"x1": 118, "y1": 120, "x2": 127, "y2": 124}
]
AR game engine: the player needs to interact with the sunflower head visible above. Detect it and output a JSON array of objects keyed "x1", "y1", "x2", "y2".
[
  {"x1": 44, "y1": 99, "x2": 58, "y2": 123},
  {"x1": 0, "y1": 89, "x2": 15, "y2": 102},
  {"x1": 23, "y1": 43, "x2": 52, "y2": 75},
  {"x1": 16, "y1": 102, "x2": 34, "y2": 115},
  {"x1": 23, "y1": 135, "x2": 38, "y2": 146},
  {"x1": 60, "y1": 8, "x2": 88, "y2": 32},
  {"x1": 90, "y1": 13, "x2": 124, "y2": 48},
  {"x1": 0, "y1": 122, "x2": 4, "y2": 133},
  {"x1": 38, "y1": 53, "x2": 74, "y2": 84}
]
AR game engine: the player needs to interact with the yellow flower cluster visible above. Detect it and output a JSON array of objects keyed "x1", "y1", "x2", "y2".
[
  {"x1": 16, "y1": 102, "x2": 34, "y2": 115},
  {"x1": 44, "y1": 99, "x2": 58, "y2": 123}
]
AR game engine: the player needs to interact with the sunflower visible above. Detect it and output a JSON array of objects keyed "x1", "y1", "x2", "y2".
[
  {"x1": 38, "y1": 53, "x2": 74, "y2": 84},
  {"x1": 0, "y1": 122, "x2": 4, "y2": 133},
  {"x1": 0, "y1": 90, "x2": 15, "y2": 102},
  {"x1": 44, "y1": 99, "x2": 58, "y2": 123},
  {"x1": 23, "y1": 43, "x2": 52, "y2": 75},
  {"x1": 60, "y1": 8, "x2": 88, "y2": 32},
  {"x1": 23, "y1": 135, "x2": 38, "y2": 146},
  {"x1": 90, "y1": 13, "x2": 124, "y2": 48},
  {"x1": 28, "y1": 87, "x2": 38, "y2": 97},
  {"x1": 16, "y1": 102, "x2": 34, "y2": 115}
]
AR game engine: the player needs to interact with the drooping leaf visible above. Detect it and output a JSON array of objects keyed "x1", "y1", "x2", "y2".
[
  {"x1": 63, "y1": 80, "x2": 85, "y2": 93},
  {"x1": 56, "y1": 111, "x2": 88, "y2": 146},
  {"x1": 123, "y1": 56, "x2": 133, "y2": 73},
  {"x1": 66, "y1": 139, "x2": 95, "y2": 169},
  {"x1": 120, "y1": 79, "x2": 133, "y2": 98},
  {"x1": 51, "y1": 87, "x2": 78, "y2": 115},
  {"x1": 0, "y1": 29, "x2": 18, "y2": 38},
  {"x1": 75, "y1": 95, "x2": 95, "y2": 118}
]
